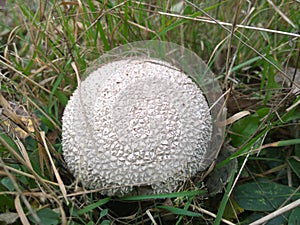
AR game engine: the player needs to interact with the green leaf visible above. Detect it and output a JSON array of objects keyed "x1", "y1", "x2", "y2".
[
  {"x1": 100, "y1": 220, "x2": 111, "y2": 225},
  {"x1": 29, "y1": 208, "x2": 60, "y2": 225},
  {"x1": 266, "y1": 213, "x2": 290, "y2": 225},
  {"x1": 156, "y1": 206, "x2": 201, "y2": 217},
  {"x1": 218, "y1": 127, "x2": 269, "y2": 168},
  {"x1": 287, "y1": 157, "x2": 300, "y2": 179},
  {"x1": 289, "y1": 206, "x2": 300, "y2": 225},
  {"x1": 0, "y1": 133, "x2": 19, "y2": 153},
  {"x1": 1, "y1": 177, "x2": 15, "y2": 191},
  {"x1": 99, "y1": 209, "x2": 108, "y2": 219},
  {"x1": 54, "y1": 90, "x2": 68, "y2": 106},
  {"x1": 282, "y1": 98, "x2": 300, "y2": 122},
  {"x1": 0, "y1": 184, "x2": 14, "y2": 211},
  {"x1": 256, "y1": 107, "x2": 271, "y2": 118},
  {"x1": 230, "y1": 114, "x2": 260, "y2": 147},
  {"x1": 234, "y1": 179, "x2": 299, "y2": 211}
]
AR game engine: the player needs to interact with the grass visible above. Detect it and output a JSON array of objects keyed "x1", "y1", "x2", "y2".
[{"x1": 0, "y1": 0, "x2": 299, "y2": 224}]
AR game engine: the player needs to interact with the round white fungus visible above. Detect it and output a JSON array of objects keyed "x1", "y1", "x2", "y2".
[{"x1": 62, "y1": 41, "x2": 225, "y2": 196}]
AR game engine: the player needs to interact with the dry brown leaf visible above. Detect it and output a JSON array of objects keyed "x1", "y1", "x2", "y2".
[{"x1": 0, "y1": 95, "x2": 38, "y2": 139}]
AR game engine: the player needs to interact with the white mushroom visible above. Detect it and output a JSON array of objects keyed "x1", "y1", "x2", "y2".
[{"x1": 62, "y1": 41, "x2": 225, "y2": 196}]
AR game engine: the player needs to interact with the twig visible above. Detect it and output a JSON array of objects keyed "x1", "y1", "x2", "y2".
[
  {"x1": 192, "y1": 205, "x2": 235, "y2": 225},
  {"x1": 249, "y1": 198, "x2": 300, "y2": 225}
]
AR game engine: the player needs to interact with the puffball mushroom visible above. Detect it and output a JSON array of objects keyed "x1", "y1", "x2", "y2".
[{"x1": 62, "y1": 41, "x2": 225, "y2": 196}]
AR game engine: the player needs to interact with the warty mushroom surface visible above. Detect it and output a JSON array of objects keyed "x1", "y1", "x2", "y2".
[{"x1": 62, "y1": 58, "x2": 213, "y2": 196}]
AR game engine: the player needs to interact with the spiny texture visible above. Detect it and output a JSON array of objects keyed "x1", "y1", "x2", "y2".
[{"x1": 62, "y1": 59, "x2": 212, "y2": 196}]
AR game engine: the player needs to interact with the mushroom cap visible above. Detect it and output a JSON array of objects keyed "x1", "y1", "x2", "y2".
[{"x1": 62, "y1": 41, "x2": 226, "y2": 196}]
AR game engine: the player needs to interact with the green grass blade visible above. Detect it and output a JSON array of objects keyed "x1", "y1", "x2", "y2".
[
  {"x1": 175, "y1": 196, "x2": 194, "y2": 225},
  {"x1": 77, "y1": 197, "x2": 111, "y2": 215},
  {"x1": 121, "y1": 189, "x2": 206, "y2": 201},
  {"x1": 213, "y1": 170, "x2": 235, "y2": 225},
  {"x1": 157, "y1": 205, "x2": 201, "y2": 217},
  {"x1": 230, "y1": 56, "x2": 262, "y2": 72},
  {"x1": 272, "y1": 139, "x2": 300, "y2": 147}
]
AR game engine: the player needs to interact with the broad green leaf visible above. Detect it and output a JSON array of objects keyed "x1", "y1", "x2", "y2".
[
  {"x1": 1, "y1": 173, "x2": 27, "y2": 191},
  {"x1": 266, "y1": 213, "x2": 289, "y2": 225},
  {"x1": 241, "y1": 212, "x2": 289, "y2": 225},
  {"x1": 289, "y1": 206, "x2": 300, "y2": 225},
  {"x1": 0, "y1": 194, "x2": 14, "y2": 211},
  {"x1": 234, "y1": 179, "x2": 299, "y2": 211},
  {"x1": 287, "y1": 158, "x2": 300, "y2": 179},
  {"x1": 256, "y1": 107, "x2": 271, "y2": 118},
  {"x1": 1, "y1": 177, "x2": 15, "y2": 191},
  {"x1": 0, "y1": 183, "x2": 14, "y2": 211},
  {"x1": 29, "y1": 208, "x2": 60, "y2": 225},
  {"x1": 230, "y1": 114, "x2": 260, "y2": 147},
  {"x1": 100, "y1": 220, "x2": 111, "y2": 225}
]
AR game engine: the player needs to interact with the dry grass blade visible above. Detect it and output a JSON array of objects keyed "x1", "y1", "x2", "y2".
[
  {"x1": 266, "y1": 0, "x2": 296, "y2": 28},
  {"x1": 216, "y1": 111, "x2": 250, "y2": 126},
  {"x1": 15, "y1": 139, "x2": 34, "y2": 170},
  {"x1": 179, "y1": 1, "x2": 300, "y2": 91},
  {"x1": 224, "y1": 0, "x2": 242, "y2": 87},
  {"x1": 286, "y1": 97, "x2": 300, "y2": 112},
  {"x1": 249, "y1": 198, "x2": 300, "y2": 225},
  {"x1": 192, "y1": 205, "x2": 235, "y2": 225},
  {"x1": 146, "y1": 209, "x2": 158, "y2": 225},
  {"x1": 0, "y1": 56, "x2": 51, "y2": 94},
  {"x1": 40, "y1": 131, "x2": 69, "y2": 204},
  {"x1": 27, "y1": 97, "x2": 62, "y2": 132},
  {"x1": 2, "y1": 164, "x2": 59, "y2": 186},
  {"x1": 0, "y1": 135, "x2": 55, "y2": 195},
  {"x1": 14, "y1": 195, "x2": 31, "y2": 225},
  {"x1": 157, "y1": 12, "x2": 300, "y2": 38}
]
